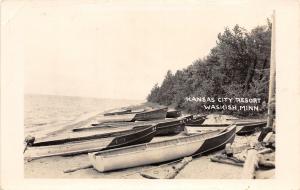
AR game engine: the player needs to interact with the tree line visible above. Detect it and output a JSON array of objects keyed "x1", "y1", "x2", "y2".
[{"x1": 147, "y1": 21, "x2": 272, "y2": 116}]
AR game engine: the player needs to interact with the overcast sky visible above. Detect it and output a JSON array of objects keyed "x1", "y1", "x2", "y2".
[{"x1": 3, "y1": 0, "x2": 274, "y2": 100}]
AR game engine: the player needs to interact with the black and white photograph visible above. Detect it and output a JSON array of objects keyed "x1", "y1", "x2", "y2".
[{"x1": 1, "y1": 0, "x2": 300, "y2": 189}]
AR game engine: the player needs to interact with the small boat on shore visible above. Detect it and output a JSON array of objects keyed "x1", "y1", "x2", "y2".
[
  {"x1": 133, "y1": 107, "x2": 168, "y2": 121},
  {"x1": 74, "y1": 115, "x2": 194, "y2": 136},
  {"x1": 200, "y1": 120, "x2": 267, "y2": 127},
  {"x1": 186, "y1": 115, "x2": 207, "y2": 126},
  {"x1": 24, "y1": 125, "x2": 156, "y2": 160},
  {"x1": 74, "y1": 118, "x2": 186, "y2": 136},
  {"x1": 166, "y1": 110, "x2": 182, "y2": 118},
  {"x1": 134, "y1": 119, "x2": 185, "y2": 136},
  {"x1": 88, "y1": 125, "x2": 236, "y2": 172},
  {"x1": 103, "y1": 107, "x2": 146, "y2": 116},
  {"x1": 98, "y1": 107, "x2": 168, "y2": 124},
  {"x1": 236, "y1": 122, "x2": 267, "y2": 135}
]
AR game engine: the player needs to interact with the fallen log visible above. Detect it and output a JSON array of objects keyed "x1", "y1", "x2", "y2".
[
  {"x1": 140, "y1": 157, "x2": 193, "y2": 179},
  {"x1": 210, "y1": 155, "x2": 243, "y2": 167},
  {"x1": 258, "y1": 127, "x2": 273, "y2": 142},
  {"x1": 240, "y1": 149, "x2": 258, "y2": 179},
  {"x1": 258, "y1": 160, "x2": 275, "y2": 169},
  {"x1": 258, "y1": 148, "x2": 273, "y2": 154},
  {"x1": 211, "y1": 153, "x2": 275, "y2": 169},
  {"x1": 63, "y1": 164, "x2": 93, "y2": 173},
  {"x1": 263, "y1": 132, "x2": 273, "y2": 143}
]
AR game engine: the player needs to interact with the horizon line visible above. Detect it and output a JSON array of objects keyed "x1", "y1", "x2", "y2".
[{"x1": 24, "y1": 93, "x2": 146, "y2": 102}]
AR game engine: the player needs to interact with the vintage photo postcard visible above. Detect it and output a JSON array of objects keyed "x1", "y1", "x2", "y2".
[{"x1": 1, "y1": 0, "x2": 300, "y2": 189}]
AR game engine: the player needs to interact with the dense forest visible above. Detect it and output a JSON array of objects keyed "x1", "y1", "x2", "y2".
[{"x1": 147, "y1": 21, "x2": 272, "y2": 116}]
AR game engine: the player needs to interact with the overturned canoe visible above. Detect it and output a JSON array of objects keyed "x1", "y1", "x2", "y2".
[
  {"x1": 236, "y1": 122, "x2": 267, "y2": 135},
  {"x1": 88, "y1": 125, "x2": 236, "y2": 172},
  {"x1": 24, "y1": 125, "x2": 156, "y2": 160}
]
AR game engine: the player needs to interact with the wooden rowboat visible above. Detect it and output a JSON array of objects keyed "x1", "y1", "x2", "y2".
[
  {"x1": 97, "y1": 107, "x2": 167, "y2": 124},
  {"x1": 73, "y1": 114, "x2": 194, "y2": 136},
  {"x1": 236, "y1": 122, "x2": 267, "y2": 135},
  {"x1": 103, "y1": 108, "x2": 146, "y2": 116},
  {"x1": 134, "y1": 119, "x2": 185, "y2": 136},
  {"x1": 200, "y1": 120, "x2": 267, "y2": 127},
  {"x1": 88, "y1": 125, "x2": 236, "y2": 172},
  {"x1": 166, "y1": 110, "x2": 182, "y2": 118},
  {"x1": 24, "y1": 125, "x2": 156, "y2": 160},
  {"x1": 186, "y1": 115, "x2": 207, "y2": 126},
  {"x1": 73, "y1": 118, "x2": 185, "y2": 136},
  {"x1": 133, "y1": 107, "x2": 168, "y2": 121}
]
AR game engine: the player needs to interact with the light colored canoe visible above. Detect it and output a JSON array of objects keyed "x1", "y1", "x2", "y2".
[{"x1": 88, "y1": 125, "x2": 236, "y2": 172}]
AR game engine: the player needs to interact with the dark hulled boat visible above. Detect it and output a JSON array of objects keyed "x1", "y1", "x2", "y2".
[
  {"x1": 186, "y1": 115, "x2": 207, "y2": 126},
  {"x1": 133, "y1": 107, "x2": 168, "y2": 121},
  {"x1": 24, "y1": 125, "x2": 156, "y2": 160},
  {"x1": 236, "y1": 122, "x2": 267, "y2": 135},
  {"x1": 74, "y1": 118, "x2": 186, "y2": 136},
  {"x1": 103, "y1": 107, "x2": 146, "y2": 116},
  {"x1": 166, "y1": 110, "x2": 182, "y2": 118}
]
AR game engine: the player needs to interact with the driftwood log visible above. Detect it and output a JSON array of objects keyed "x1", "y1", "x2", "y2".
[
  {"x1": 211, "y1": 154, "x2": 243, "y2": 167},
  {"x1": 211, "y1": 149, "x2": 275, "y2": 170},
  {"x1": 140, "y1": 157, "x2": 193, "y2": 179},
  {"x1": 64, "y1": 164, "x2": 93, "y2": 173}
]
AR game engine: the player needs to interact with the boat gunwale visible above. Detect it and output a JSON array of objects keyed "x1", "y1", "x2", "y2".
[
  {"x1": 25, "y1": 126, "x2": 157, "y2": 159},
  {"x1": 235, "y1": 121, "x2": 267, "y2": 126},
  {"x1": 92, "y1": 125, "x2": 236, "y2": 158},
  {"x1": 28, "y1": 125, "x2": 156, "y2": 149}
]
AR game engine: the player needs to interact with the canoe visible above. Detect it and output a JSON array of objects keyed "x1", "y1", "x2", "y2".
[
  {"x1": 186, "y1": 115, "x2": 207, "y2": 126},
  {"x1": 133, "y1": 119, "x2": 185, "y2": 136},
  {"x1": 98, "y1": 107, "x2": 167, "y2": 124},
  {"x1": 73, "y1": 114, "x2": 195, "y2": 135},
  {"x1": 236, "y1": 122, "x2": 267, "y2": 135},
  {"x1": 74, "y1": 118, "x2": 186, "y2": 136},
  {"x1": 103, "y1": 108, "x2": 146, "y2": 116},
  {"x1": 133, "y1": 107, "x2": 168, "y2": 121},
  {"x1": 24, "y1": 125, "x2": 156, "y2": 160},
  {"x1": 88, "y1": 125, "x2": 236, "y2": 172},
  {"x1": 166, "y1": 110, "x2": 182, "y2": 118}
]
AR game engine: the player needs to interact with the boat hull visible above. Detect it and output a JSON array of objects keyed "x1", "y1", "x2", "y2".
[
  {"x1": 88, "y1": 125, "x2": 236, "y2": 172},
  {"x1": 24, "y1": 126, "x2": 156, "y2": 160},
  {"x1": 186, "y1": 115, "x2": 207, "y2": 126},
  {"x1": 77, "y1": 118, "x2": 185, "y2": 136},
  {"x1": 166, "y1": 110, "x2": 182, "y2": 118},
  {"x1": 236, "y1": 122, "x2": 267, "y2": 135},
  {"x1": 133, "y1": 107, "x2": 168, "y2": 121},
  {"x1": 133, "y1": 119, "x2": 185, "y2": 136}
]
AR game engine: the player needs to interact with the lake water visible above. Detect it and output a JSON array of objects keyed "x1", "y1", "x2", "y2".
[{"x1": 24, "y1": 94, "x2": 143, "y2": 137}]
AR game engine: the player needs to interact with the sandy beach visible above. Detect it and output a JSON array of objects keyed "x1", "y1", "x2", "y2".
[{"x1": 24, "y1": 98, "x2": 274, "y2": 179}]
